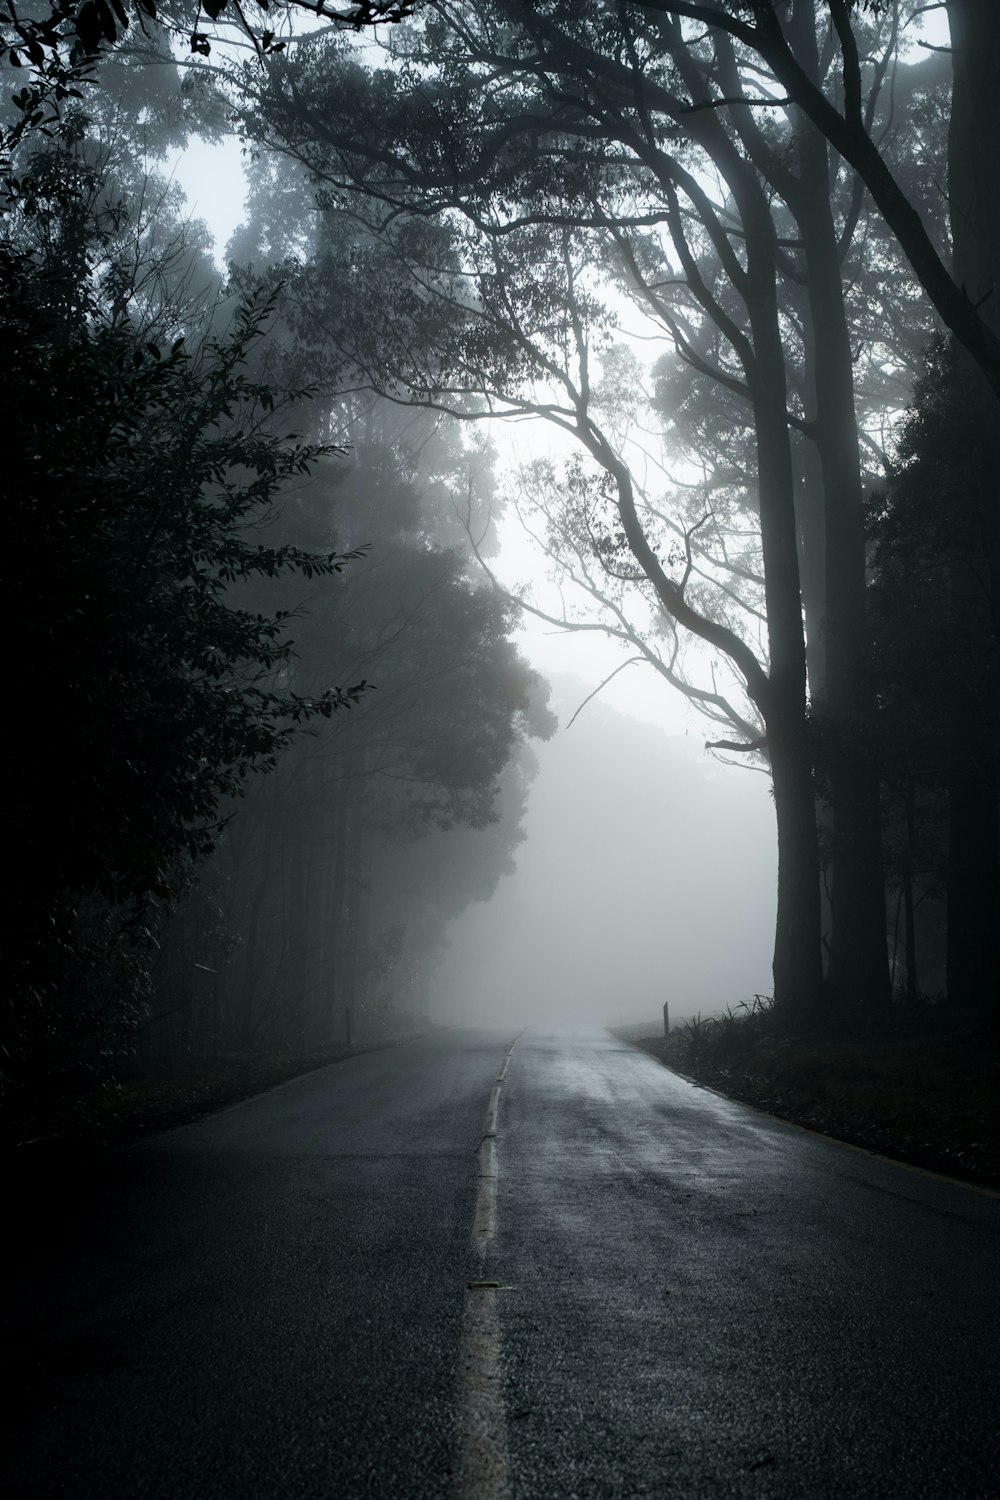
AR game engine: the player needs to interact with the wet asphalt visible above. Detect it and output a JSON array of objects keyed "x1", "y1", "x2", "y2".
[
  {"x1": 3, "y1": 1026, "x2": 998, "y2": 1499},
  {"x1": 493, "y1": 1029, "x2": 1000, "y2": 1499}
]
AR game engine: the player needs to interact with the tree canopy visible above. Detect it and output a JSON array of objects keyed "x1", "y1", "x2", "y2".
[{"x1": 3, "y1": 0, "x2": 996, "y2": 1083}]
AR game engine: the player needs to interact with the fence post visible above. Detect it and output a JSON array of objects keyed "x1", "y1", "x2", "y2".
[{"x1": 663, "y1": 1002, "x2": 670, "y2": 1037}]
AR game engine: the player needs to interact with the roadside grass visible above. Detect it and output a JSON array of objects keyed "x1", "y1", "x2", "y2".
[
  {"x1": 617, "y1": 1000, "x2": 1000, "y2": 1189},
  {"x1": 2, "y1": 1033, "x2": 426, "y2": 1154}
]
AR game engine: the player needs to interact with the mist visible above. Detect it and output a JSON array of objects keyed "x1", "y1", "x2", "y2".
[
  {"x1": 7, "y1": 6, "x2": 1000, "y2": 1499},
  {"x1": 433, "y1": 676, "x2": 776, "y2": 1030}
]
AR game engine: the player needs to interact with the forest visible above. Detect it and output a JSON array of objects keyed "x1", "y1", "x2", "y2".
[{"x1": 1, "y1": 1, "x2": 996, "y2": 1125}]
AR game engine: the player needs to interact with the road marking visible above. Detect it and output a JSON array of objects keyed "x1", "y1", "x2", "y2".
[
  {"x1": 496, "y1": 1035, "x2": 519, "y2": 1083},
  {"x1": 478, "y1": 1135, "x2": 497, "y2": 1178},
  {"x1": 455, "y1": 1284, "x2": 512, "y2": 1500},
  {"x1": 472, "y1": 1138, "x2": 498, "y2": 1246},
  {"x1": 455, "y1": 1035, "x2": 520, "y2": 1500}
]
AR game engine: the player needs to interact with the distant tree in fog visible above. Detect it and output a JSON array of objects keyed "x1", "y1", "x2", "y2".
[{"x1": 161, "y1": 393, "x2": 556, "y2": 1059}]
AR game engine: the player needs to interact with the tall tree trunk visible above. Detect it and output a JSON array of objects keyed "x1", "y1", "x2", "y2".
[
  {"x1": 767, "y1": 705, "x2": 825, "y2": 1016},
  {"x1": 790, "y1": 31, "x2": 890, "y2": 1011},
  {"x1": 743, "y1": 209, "x2": 825, "y2": 1017},
  {"x1": 790, "y1": 412, "x2": 827, "y2": 703},
  {"x1": 791, "y1": 354, "x2": 832, "y2": 978},
  {"x1": 668, "y1": 38, "x2": 826, "y2": 1017}
]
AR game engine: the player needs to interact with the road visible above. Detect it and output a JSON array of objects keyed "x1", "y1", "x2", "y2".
[{"x1": 3, "y1": 1027, "x2": 998, "y2": 1499}]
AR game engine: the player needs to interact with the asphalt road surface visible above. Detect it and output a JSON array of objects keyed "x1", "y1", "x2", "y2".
[{"x1": 4, "y1": 1027, "x2": 998, "y2": 1499}]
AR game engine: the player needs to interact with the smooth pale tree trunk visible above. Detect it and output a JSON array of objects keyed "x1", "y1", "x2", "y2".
[{"x1": 695, "y1": 1, "x2": 885, "y2": 1013}]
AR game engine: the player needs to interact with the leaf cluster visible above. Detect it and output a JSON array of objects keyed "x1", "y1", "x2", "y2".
[{"x1": 3, "y1": 216, "x2": 367, "y2": 1068}]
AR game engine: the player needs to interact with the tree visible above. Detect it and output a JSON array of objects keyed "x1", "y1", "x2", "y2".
[
  {"x1": 2, "y1": 132, "x2": 367, "y2": 1082},
  {"x1": 631, "y1": 1, "x2": 1000, "y2": 401},
  {"x1": 177, "y1": 393, "x2": 556, "y2": 1055},
  {"x1": 0, "y1": 0, "x2": 416, "y2": 171},
  {"x1": 234, "y1": 7, "x2": 864, "y2": 1013},
  {"x1": 868, "y1": 335, "x2": 997, "y2": 1010},
  {"x1": 229, "y1": 0, "x2": 995, "y2": 1015}
]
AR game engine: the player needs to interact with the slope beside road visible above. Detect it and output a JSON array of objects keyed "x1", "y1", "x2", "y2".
[{"x1": 3, "y1": 1027, "x2": 998, "y2": 1499}]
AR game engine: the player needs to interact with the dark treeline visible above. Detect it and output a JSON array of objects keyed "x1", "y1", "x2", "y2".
[
  {"x1": 147, "y1": 402, "x2": 554, "y2": 1066},
  {"x1": 1, "y1": 1, "x2": 997, "y2": 1100},
  {"x1": 867, "y1": 336, "x2": 998, "y2": 1008},
  {"x1": 0, "y1": 35, "x2": 554, "y2": 1087}
]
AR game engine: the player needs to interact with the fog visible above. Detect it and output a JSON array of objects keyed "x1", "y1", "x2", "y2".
[{"x1": 432, "y1": 675, "x2": 776, "y2": 1031}]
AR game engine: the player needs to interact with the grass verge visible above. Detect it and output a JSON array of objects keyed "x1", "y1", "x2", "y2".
[
  {"x1": 2, "y1": 1033, "x2": 427, "y2": 1155},
  {"x1": 618, "y1": 1001, "x2": 1000, "y2": 1190}
]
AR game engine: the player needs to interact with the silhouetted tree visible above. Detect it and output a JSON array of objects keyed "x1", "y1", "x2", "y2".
[
  {"x1": 187, "y1": 397, "x2": 555, "y2": 1055},
  {"x1": 869, "y1": 337, "x2": 998, "y2": 1011},
  {"x1": 2, "y1": 136, "x2": 366, "y2": 1084}
]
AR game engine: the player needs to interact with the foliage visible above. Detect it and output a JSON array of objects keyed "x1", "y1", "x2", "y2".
[
  {"x1": 665, "y1": 994, "x2": 777, "y2": 1068},
  {"x1": 2, "y1": 149, "x2": 369, "y2": 1082},
  {"x1": 1, "y1": 0, "x2": 416, "y2": 173},
  {"x1": 867, "y1": 334, "x2": 998, "y2": 1003},
  {"x1": 646, "y1": 1002, "x2": 1000, "y2": 1188},
  {"x1": 867, "y1": 338, "x2": 984, "y2": 791},
  {"x1": 230, "y1": 1, "x2": 996, "y2": 1017},
  {"x1": 187, "y1": 391, "x2": 556, "y2": 1054}
]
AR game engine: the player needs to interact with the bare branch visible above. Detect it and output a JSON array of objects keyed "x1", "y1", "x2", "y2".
[
  {"x1": 565, "y1": 657, "x2": 646, "y2": 728},
  {"x1": 704, "y1": 735, "x2": 768, "y2": 753}
]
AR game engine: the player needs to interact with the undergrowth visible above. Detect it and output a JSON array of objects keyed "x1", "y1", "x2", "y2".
[
  {"x1": 2, "y1": 1034, "x2": 425, "y2": 1153},
  {"x1": 630, "y1": 998, "x2": 1000, "y2": 1189}
]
